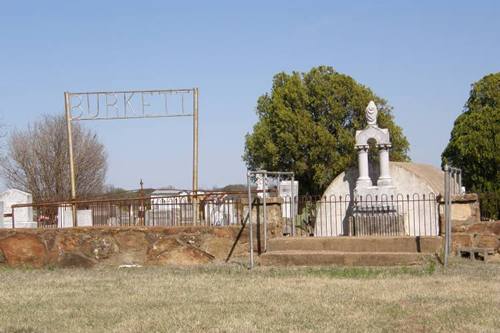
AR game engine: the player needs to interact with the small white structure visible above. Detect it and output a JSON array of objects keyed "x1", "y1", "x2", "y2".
[
  {"x1": 204, "y1": 196, "x2": 239, "y2": 226},
  {"x1": 279, "y1": 180, "x2": 299, "y2": 218},
  {"x1": 150, "y1": 189, "x2": 189, "y2": 212},
  {"x1": 0, "y1": 189, "x2": 36, "y2": 228},
  {"x1": 149, "y1": 189, "x2": 195, "y2": 226},
  {"x1": 58, "y1": 206, "x2": 93, "y2": 228},
  {"x1": 256, "y1": 174, "x2": 269, "y2": 198}
]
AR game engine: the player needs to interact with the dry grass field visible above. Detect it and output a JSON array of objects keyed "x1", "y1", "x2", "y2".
[{"x1": 0, "y1": 259, "x2": 499, "y2": 333}]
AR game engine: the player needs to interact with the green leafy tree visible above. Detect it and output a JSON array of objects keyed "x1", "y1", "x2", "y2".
[
  {"x1": 244, "y1": 66, "x2": 410, "y2": 194},
  {"x1": 442, "y1": 73, "x2": 500, "y2": 217}
]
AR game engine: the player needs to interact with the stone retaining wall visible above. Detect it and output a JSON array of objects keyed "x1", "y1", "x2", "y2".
[
  {"x1": 444, "y1": 193, "x2": 499, "y2": 256},
  {"x1": 452, "y1": 220, "x2": 500, "y2": 254},
  {"x1": 439, "y1": 193, "x2": 482, "y2": 236},
  {"x1": 0, "y1": 225, "x2": 274, "y2": 268},
  {"x1": 450, "y1": 193, "x2": 481, "y2": 225}
]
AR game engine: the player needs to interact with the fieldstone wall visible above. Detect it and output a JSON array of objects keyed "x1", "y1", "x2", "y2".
[
  {"x1": 0, "y1": 224, "x2": 277, "y2": 268},
  {"x1": 438, "y1": 193, "x2": 482, "y2": 236},
  {"x1": 450, "y1": 193, "x2": 481, "y2": 225},
  {"x1": 242, "y1": 197, "x2": 283, "y2": 225},
  {"x1": 438, "y1": 193, "x2": 499, "y2": 255},
  {"x1": 451, "y1": 220, "x2": 500, "y2": 254}
]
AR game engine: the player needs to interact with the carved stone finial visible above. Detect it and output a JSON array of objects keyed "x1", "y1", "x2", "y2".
[{"x1": 366, "y1": 101, "x2": 378, "y2": 126}]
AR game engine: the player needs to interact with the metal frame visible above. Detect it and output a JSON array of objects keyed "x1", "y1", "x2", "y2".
[
  {"x1": 10, "y1": 188, "x2": 279, "y2": 229},
  {"x1": 12, "y1": 192, "x2": 248, "y2": 228},
  {"x1": 443, "y1": 164, "x2": 462, "y2": 267},
  {"x1": 64, "y1": 88, "x2": 199, "y2": 227},
  {"x1": 246, "y1": 170, "x2": 294, "y2": 269}
]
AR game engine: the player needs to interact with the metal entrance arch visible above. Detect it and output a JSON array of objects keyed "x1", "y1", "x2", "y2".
[{"x1": 64, "y1": 88, "x2": 199, "y2": 226}]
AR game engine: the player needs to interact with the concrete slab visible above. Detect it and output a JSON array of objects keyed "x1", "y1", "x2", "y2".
[{"x1": 268, "y1": 236, "x2": 443, "y2": 253}]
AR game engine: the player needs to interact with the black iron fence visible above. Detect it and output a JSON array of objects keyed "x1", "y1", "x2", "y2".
[
  {"x1": 10, "y1": 193, "x2": 246, "y2": 228},
  {"x1": 478, "y1": 192, "x2": 500, "y2": 221},
  {"x1": 9, "y1": 191, "x2": 442, "y2": 238},
  {"x1": 286, "y1": 193, "x2": 440, "y2": 237}
]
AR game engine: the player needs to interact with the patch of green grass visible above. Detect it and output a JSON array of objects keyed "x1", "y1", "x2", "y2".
[
  {"x1": 122, "y1": 263, "x2": 436, "y2": 281},
  {"x1": 255, "y1": 261, "x2": 437, "y2": 279}
]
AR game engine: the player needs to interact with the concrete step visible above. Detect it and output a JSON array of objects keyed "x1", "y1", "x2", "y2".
[
  {"x1": 267, "y1": 236, "x2": 442, "y2": 253},
  {"x1": 259, "y1": 250, "x2": 432, "y2": 266}
]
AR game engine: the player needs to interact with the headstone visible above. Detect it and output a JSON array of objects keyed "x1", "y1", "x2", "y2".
[
  {"x1": 107, "y1": 216, "x2": 119, "y2": 226},
  {"x1": 77, "y1": 210, "x2": 93, "y2": 227},
  {"x1": 58, "y1": 206, "x2": 93, "y2": 228},
  {"x1": 278, "y1": 180, "x2": 299, "y2": 218},
  {"x1": 256, "y1": 174, "x2": 269, "y2": 198},
  {"x1": 58, "y1": 206, "x2": 73, "y2": 228}
]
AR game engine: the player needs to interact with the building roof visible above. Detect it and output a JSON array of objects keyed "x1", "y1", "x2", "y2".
[
  {"x1": 0, "y1": 188, "x2": 32, "y2": 198},
  {"x1": 151, "y1": 189, "x2": 188, "y2": 196}
]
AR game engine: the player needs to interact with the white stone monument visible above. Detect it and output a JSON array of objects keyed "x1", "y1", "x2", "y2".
[
  {"x1": 58, "y1": 206, "x2": 93, "y2": 228},
  {"x1": 256, "y1": 174, "x2": 269, "y2": 198},
  {"x1": 278, "y1": 180, "x2": 299, "y2": 218},
  {"x1": 349, "y1": 101, "x2": 403, "y2": 235},
  {"x1": 354, "y1": 101, "x2": 395, "y2": 198}
]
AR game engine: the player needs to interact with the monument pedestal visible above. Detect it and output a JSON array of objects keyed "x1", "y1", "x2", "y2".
[
  {"x1": 351, "y1": 185, "x2": 403, "y2": 236},
  {"x1": 354, "y1": 185, "x2": 396, "y2": 200}
]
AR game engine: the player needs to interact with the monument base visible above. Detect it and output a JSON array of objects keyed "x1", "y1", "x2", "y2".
[
  {"x1": 377, "y1": 177, "x2": 393, "y2": 187},
  {"x1": 354, "y1": 185, "x2": 396, "y2": 200},
  {"x1": 351, "y1": 185, "x2": 403, "y2": 236}
]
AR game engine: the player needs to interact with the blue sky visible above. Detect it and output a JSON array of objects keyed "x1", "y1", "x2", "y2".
[{"x1": 0, "y1": 1, "x2": 498, "y2": 191}]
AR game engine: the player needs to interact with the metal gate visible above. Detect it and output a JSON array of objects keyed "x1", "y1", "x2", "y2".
[{"x1": 246, "y1": 170, "x2": 295, "y2": 268}]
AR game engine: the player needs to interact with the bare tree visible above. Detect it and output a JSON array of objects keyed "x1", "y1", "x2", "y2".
[{"x1": 0, "y1": 114, "x2": 107, "y2": 201}]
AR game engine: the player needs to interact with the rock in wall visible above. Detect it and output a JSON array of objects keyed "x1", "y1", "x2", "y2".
[
  {"x1": 0, "y1": 225, "x2": 269, "y2": 268},
  {"x1": 452, "y1": 220, "x2": 500, "y2": 254}
]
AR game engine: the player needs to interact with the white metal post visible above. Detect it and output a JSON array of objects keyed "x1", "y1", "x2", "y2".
[
  {"x1": 263, "y1": 171, "x2": 267, "y2": 252},
  {"x1": 291, "y1": 174, "x2": 295, "y2": 236},
  {"x1": 247, "y1": 172, "x2": 254, "y2": 269},
  {"x1": 444, "y1": 164, "x2": 450, "y2": 267},
  {"x1": 192, "y1": 88, "x2": 199, "y2": 224},
  {"x1": 65, "y1": 92, "x2": 78, "y2": 227},
  {"x1": 447, "y1": 170, "x2": 453, "y2": 257}
]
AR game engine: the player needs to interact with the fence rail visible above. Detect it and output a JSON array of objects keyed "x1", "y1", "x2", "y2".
[
  {"x1": 9, "y1": 193, "x2": 249, "y2": 229},
  {"x1": 7, "y1": 191, "x2": 442, "y2": 238},
  {"x1": 286, "y1": 193, "x2": 440, "y2": 237}
]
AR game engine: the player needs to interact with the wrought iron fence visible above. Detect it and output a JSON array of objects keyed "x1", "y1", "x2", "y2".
[
  {"x1": 285, "y1": 193, "x2": 440, "y2": 237},
  {"x1": 8, "y1": 190, "x2": 442, "y2": 238},
  {"x1": 478, "y1": 191, "x2": 500, "y2": 221},
  {"x1": 10, "y1": 194, "x2": 246, "y2": 228}
]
